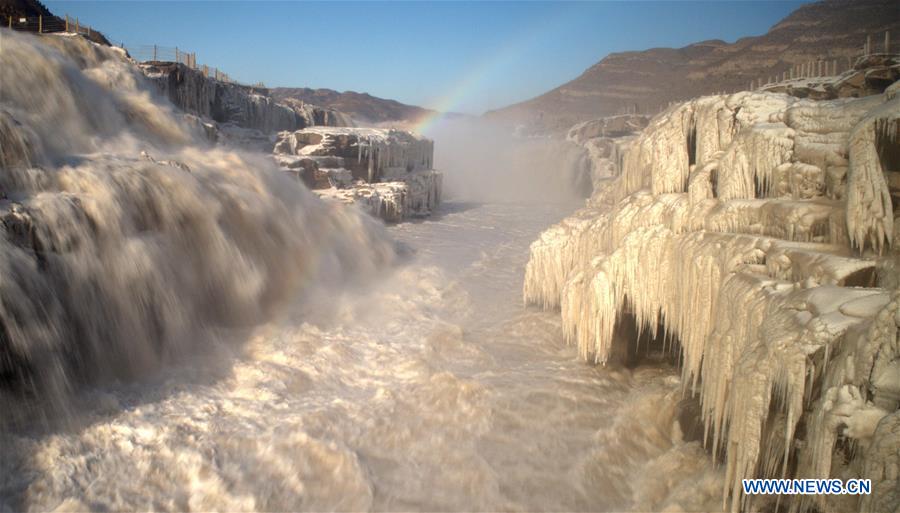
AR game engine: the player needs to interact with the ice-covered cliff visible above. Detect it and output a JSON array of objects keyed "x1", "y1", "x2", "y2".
[
  {"x1": 139, "y1": 62, "x2": 352, "y2": 135},
  {"x1": 524, "y1": 80, "x2": 900, "y2": 511},
  {"x1": 273, "y1": 127, "x2": 441, "y2": 222}
]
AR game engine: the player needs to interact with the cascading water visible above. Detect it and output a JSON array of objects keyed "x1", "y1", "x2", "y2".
[
  {"x1": 0, "y1": 31, "x2": 396, "y2": 417},
  {"x1": 1, "y1": 31, "x2": 725, "y2": 512}
]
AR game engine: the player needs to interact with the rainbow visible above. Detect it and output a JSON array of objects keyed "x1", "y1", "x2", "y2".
[{"x1": 411, "y1": 4, "x2": 577, "y2": 136}]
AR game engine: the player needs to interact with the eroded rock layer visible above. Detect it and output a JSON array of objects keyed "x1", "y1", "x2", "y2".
[{"x1": 525, "y1": 82, "x2": 900, "y2": 511}]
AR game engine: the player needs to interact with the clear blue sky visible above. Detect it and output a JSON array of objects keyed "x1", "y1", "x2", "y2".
[{"x1": 46, "y1": 1, "x2": 809, "y2": 114}]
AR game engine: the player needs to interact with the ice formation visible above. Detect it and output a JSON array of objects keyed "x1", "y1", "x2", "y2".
[
  {"x1": 525, "y1": 77, "x2": 900, "y2": 511},
  {"x1": 0, "y1": 31, "x2": 395, "y2": 414},
  {"x1": 139, "y1": 62, "x2": 352, "y2": 134},
  {"x1": 273, "y1": 127, "x2": 441, "y2": 222}
]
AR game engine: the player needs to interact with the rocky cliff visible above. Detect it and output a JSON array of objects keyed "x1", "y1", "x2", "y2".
[
  {"x1": 524, "y1": 75, "x2": 900, "y2": 511},
  {"x1": 487, "y1": 0, "x2": 900, "y2": 132},
  {"x1": 140, "y1": 62, "x2": 352, "y2": 135}
]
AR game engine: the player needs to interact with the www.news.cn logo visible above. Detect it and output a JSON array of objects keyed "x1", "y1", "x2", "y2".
[{"x1": 742, "y1": 479, "x2": 871, "y2": 495}]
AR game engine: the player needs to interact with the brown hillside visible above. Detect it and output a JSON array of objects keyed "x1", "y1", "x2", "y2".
[{"x1": 486, "y1": 0, "x2": 900, "y2": 131}]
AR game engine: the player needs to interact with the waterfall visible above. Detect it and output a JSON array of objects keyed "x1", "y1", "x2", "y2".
[{"x1": 0, "y1": 31, "x2": 395, "y2": 417}]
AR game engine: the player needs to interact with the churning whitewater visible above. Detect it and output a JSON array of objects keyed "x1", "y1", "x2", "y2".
[
  {"x1": 0, "y1": 30, "x2": 721, "y2": 512},
  {"x1": 1, "y1": 203, "x2": 723, "y2": 512}
]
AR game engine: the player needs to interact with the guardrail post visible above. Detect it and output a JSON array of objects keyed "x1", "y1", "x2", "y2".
[
  {"x1": 7, "y1": 16, "x2": 11, "y2": 29},
  {"x1": 153, "y1": 44, "x2": 157, "y2": 61},
  {"x1": 65, "y1": 14, "x2": 69, "y2": 31},
  {"x1": 38, "y1": 15, "x2": 42, "y2": 33},
  {"x1": 75, "y1": 18, "x2": 79, "y2": 33},
  {"x1": 866, "y1": 34, "x2": 871, "y2": 55},
  {"x1": 886, "y1": 31, "x2": 891, "y2": 53}
]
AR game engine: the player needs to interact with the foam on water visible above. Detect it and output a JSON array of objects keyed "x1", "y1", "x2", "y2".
[
  {"x1": 2, "y1": 202, "x2": 723, "y2": 512},
  {"x1": 1, "y1": 31, "x2": 723, "y2": 512}
]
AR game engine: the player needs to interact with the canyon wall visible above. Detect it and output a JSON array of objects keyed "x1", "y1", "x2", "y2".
[{"x1": 524, "y1": 81, "x2": 900, "y2": 511}]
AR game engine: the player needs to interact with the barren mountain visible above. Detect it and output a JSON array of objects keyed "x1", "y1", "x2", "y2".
[
  {"x1": 486, "y1": 0, "x2": 900, "y2": 131},
  {"x1": 271, "y1": 87, "x2": 436, "y2": 125}
]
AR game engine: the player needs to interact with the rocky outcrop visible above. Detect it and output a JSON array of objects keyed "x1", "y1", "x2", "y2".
[
  {"x1": 487, "y1": 0, "x2": 900, "y2": 132},
  {"x1": 271, "y1": 87, "x2": 435, "y2": 125},
  {"x1": 316, "y1": 171, "x2": 443, "y2": 223},
  {"x1": 139, "y1": 62, "x2": 351, "y2": 134},
  {"x1": 566, "y1": 115, "x2": 650, "y2": 145},
  {"x1": 524, "y1": 80, "x2": 900, "y2": 511},
  {"x1": 274, "y1": 127, "x2": 434, "y2": 182},
  {"x1": 760, "y1": 54, "x2": 900, "y2": 100},
  {"x1": 273, "y1": 127, "x2": 441, "y2": 222}
]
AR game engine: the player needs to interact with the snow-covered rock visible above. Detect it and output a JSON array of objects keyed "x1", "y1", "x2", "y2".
[
  {"x1": 567, "y1": 114, "x2": 650, "y2": 145},
  {"x1": 315, "y1": 170, "x2": 442, "y2": 223},
  {"x1": 274, "y1": 127, "x2": 434, "y2": 182},
  {"x1": 524, "y1": 84, "x2": 900, "y2": 512},
  {"x1": 273, "y1": 127, "x2": 441, "y2": 221}
]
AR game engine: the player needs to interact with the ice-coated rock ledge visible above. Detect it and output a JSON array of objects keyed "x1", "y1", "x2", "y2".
[
  {"x1": 525, "y1": 80, "x2": 900, "y2": 512},
  {"x1": 315, "y1": 170, "x2": 442, "y2": 223},
  {"x1": 139, "y1": 62, "x2": 352, "y2": 134},
  {"x1": 273, "y1": 127, "x2": 441, "y2": 222}
]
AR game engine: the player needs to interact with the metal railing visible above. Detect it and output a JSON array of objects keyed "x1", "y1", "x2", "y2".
[
  {"x1": 750, "y1": 31, "x2": 897, "y2": 90},
  {"x1": 6, "y1": 13, "x2": 97, "y2": 38},
  {"x1": 124, "y1": 44, "x2": 258, "y2": 86}
]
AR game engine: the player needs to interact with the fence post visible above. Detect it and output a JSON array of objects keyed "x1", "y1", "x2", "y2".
[
  {"x1": 7, "y1": 16, "x2": 11, "y2": 29},
  {"x1": 65, "y1": 14, "x2": 69, "y2": 31},
  {"x1": 38, "y1": 15, "x2": 41, "y2": 33},
  {"x1": 866, "y1": 34, "x2": 871, "y2": 55},
  {"x1": 886, "y1": 31, "x2": 891, "y2": 53},
  {"x1": 153, "y1": 45, "x2": 157, "y2": 61},
  {"x1": 75, "y1": 18, "x2": 79, "y2": 33}
]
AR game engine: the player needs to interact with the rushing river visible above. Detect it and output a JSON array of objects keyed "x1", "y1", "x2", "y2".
[
  {"x1": 1, "y1": 200, "x2": 723, "y2": 512},
  {"x1": 1, "y1": 29, "x2": 724, "y2": 513}
]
